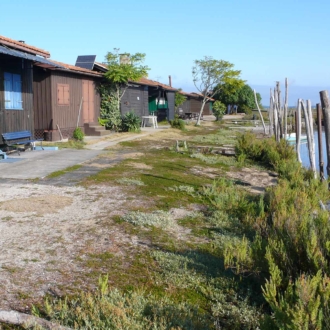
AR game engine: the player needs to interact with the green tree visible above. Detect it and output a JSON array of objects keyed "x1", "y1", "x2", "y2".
[
  {"x1": 104, "y1": 49, "x2": 150, "y2": 114},
  {"x1": 212, "y1": 100, "x2": 226, "y2": 121},
  {"x1": 215, "y1": 83, "x2": 262, "y2": 114},
  {"x1": 174, "y1": 89, "x2": 187, "y2": 115},
  {"x1": 192, "y1": 56, "x2": 244, "y2": 125}
]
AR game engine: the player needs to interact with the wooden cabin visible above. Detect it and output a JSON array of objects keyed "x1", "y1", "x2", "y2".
[
  {"x1": 93, "y1": 62, "x2": 176, "y2": 122},
  {"x1": 0, "y1": 35, "x2": 63, "y2": 139},
  {"x1": 178, "y1": 91, "x2": 214, "y2": 117},
  {"x1": 33, "y1": 60, "x2": 103, "y2": 141}
]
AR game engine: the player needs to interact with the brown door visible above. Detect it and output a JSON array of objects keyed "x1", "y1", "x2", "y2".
[{"x1": 82, "y1": 80, "x2": 95, "y2": 123}]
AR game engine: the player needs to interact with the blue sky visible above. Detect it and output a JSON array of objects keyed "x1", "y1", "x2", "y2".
[{"x1": 1, "y1": 0, "x2": 330, "y2": 105}]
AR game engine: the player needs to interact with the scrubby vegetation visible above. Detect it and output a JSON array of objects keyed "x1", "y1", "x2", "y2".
[{"x1": 6, "y1": 127, "x2": 330, "y2": 329}]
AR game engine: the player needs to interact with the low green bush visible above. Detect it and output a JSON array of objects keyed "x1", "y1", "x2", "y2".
[
  {"x1": 169, "y1": 115, "x2": 186, "y2": 130},
  {"x1": 72, "y1": 127, "x2": 84, "y2": 141},
  {"x1": 121, "y1": 111, "x2": 141, "y2": 132}
]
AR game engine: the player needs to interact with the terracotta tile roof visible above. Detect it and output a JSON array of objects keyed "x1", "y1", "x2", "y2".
[
  {"x1": 89, "y1": 62, "x2": 177, "y2": 90},
  {"x1": 48, "y1": 59, "x2": 103, "y2": 77},
  {"x1": 135, "y1": 77, "x2": 177, "y2": 91},
  {"x1": 0, "y1": 35, "x2": 50, "y2": 58}
]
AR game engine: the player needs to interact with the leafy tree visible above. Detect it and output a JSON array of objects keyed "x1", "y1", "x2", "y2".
[
  {"x1": 215, "y1": 83, "x2": 262, "y2": 114},
  {"x1": 174, "y1": 89, "x2": 187, "y2": 112},
  {"x1": 212, "y1": 100, "x2": 226, "y2": 121},
  {"x1": 98, "y1": 84, "x2": 122, "y2": 131},
  {"x1": 104, "y1": 50, "x2": 150, "y2": 114},
  {"x1": 192, "y1": 56, "x2": 244, "y2": 125}
]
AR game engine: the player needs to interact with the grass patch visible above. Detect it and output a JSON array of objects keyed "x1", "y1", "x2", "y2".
[{"x1": 47, "y1": 164, "x2": 82, "y2": 178}]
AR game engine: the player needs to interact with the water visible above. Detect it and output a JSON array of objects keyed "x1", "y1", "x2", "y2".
[{"x1": 299, "y1": 131, "x2": 327, "y2": 177}]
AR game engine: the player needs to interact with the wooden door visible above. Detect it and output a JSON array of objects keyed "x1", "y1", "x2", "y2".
[{"x1": 82, "y1": 80, "x2": 95, "y2": 123}]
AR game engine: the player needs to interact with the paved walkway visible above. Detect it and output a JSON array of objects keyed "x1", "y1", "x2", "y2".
[{"x1": 0, "y1": 127, "x2": 168, "y2": 180}]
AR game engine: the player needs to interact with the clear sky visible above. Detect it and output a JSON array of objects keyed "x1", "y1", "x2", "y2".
[{"x1": 1, "y1": 0, "x2": 330, "y2": 106}]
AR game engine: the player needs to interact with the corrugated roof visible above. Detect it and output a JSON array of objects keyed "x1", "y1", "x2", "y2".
[
  {"x1": 0, "y1": 45, "x2": 65, "y2": 69},
  {"x1": 0, "y1": 35, "x2": 50, "y2": 58}
]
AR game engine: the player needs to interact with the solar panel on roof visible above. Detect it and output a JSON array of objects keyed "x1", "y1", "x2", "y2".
[{"x1": 75, "y1": 55, "x2": 96, "y2": 70}]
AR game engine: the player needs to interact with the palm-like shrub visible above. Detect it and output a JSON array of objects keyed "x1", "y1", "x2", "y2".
[{"x1": 121, "y1": 111, "x2": 141, "y2": 132}]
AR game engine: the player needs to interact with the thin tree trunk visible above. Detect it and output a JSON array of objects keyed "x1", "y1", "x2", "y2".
[
  {"x1": 296, "y1": 99, "x2": 302, "y2": 163},
  {"x1": 196, "y1": 101, "x2": 206, "y2": 126},
  {"x1": 301, "y1": 100, "x2": 316, "y2": 177},
  {"x1": 0, "y1": 310, "x2": 72, "y2": 330},
  {"x1": 253, "y1": 89, "x2": 266, "y2": 135},
  {"x1": 320, "y1": 90, "x2": 330, "y2": 178}
]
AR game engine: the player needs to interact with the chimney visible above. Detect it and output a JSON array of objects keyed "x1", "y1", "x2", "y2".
[{"x1": 168, "y1": 75, "x2": 172, "y2": 87}]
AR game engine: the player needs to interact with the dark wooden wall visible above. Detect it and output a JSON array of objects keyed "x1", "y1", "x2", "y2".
[
  {"x1": 51, "y1": 72, "x2": 100, "y2": 130},
  {"x1": 166, "y1": 91, "x2": 175, "y2": 120},
  {"x1": 33, "y1": 67, "x2": 52, "y2": 131},
  {"x1": 189, "y1": 98, "x2": 212, "y2": 115},
  {"x1": 33, "y1": 69, "x2": 101, "y2": 139},
  {"x1": 0, "y1": 55, "x2": 34, "y2": 137},
  {"x1": 179, "y1": 99, "x2": 190, "y2": 113},
  {"x1": 121, "y1": 85, "x2": 148, "y2": 117}
]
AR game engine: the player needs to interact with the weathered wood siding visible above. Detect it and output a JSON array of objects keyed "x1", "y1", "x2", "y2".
[
  {"x1": 190, "y1": 98, "x2": 202, "y2": 113},
  {"x1": 33, "y1": 69, "x2": 101, "y2": 139},
  {"x1": 189, "y1": 98, "x2": 212, "y2": 115},
  {"x1": 51, "y1": 72, "x2": 100, "y2": 129},
  {"x1": 180, "y1": 100, "x2": 190, "y2": 113},
  {"x1": 121, "y1": 85, "x2": 148, "y2": 117},
  {"x1": 0, "y1": 55, "x2": 34, "y2": 137},
  {"x1": 166, "y1": 91, "x2": 175, "y2": 120},
  {"x1": 33, "y1": 67, "x2": 53, "y2": 132}
]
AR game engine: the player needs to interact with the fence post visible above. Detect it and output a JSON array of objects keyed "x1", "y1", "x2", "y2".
[
  {"x1": 320, "y1": 91, "x2": 330, "y2": 178},
  {"x1": 316, "y1": 103, "x2": 325, "y2": 180}
]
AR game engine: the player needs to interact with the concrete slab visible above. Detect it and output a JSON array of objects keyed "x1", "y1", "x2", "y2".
[
  {"x1": 0, "y1": 149, "x2": 102, "y2": 180},
  {"x1": 0, "y1": 126, "x2": 169, "y2": 180}
]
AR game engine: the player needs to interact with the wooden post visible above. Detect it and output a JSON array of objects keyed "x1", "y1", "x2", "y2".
[
  {"x1": 296, "y1": 99, "x2": 302, "y2": 163},
  {"x1": 276, "y1": 81, "x2": 283, "y2": 139},
  {"x1": 253, "y1": 89, "x2": 266, "y2": 135},
  {"x1": 284, "y1": 78, "x2": 288, "y2": 138},
  {"x1": 320, "y1": 90, "x2": 330, "y2": 178},
  {"x1": 302, "y1": 100, "x2": 316, "y2": 177},
  {"x1": 269, "y1": 89, "x2": 274, "y2": 136},
  {"x1": 316, "y1": 103, "x2": 325, "y2": 180}
]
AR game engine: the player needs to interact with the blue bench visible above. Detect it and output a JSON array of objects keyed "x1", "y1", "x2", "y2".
[{"x1": 2, "y1": 130, "x2": 43, "y2": 155}]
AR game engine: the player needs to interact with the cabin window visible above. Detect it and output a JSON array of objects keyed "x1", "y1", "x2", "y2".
[
  {"x1": 57, "y1": 83, "x2": 70, "y2": 105},
  {"x1": 4, "y1": 72, "x2": 23, "y2": 110}
]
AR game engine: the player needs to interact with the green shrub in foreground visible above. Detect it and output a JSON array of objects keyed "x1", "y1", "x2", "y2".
[
  {"x1": 169, "y1": 115, "x2": 186, "y2": 130},
  {"x1": 121, "y1": 111, "x2": 141, "y2": 132},
  {"x1": 34, "y1": 275, "x2": 212, "y2": 330},
  {"x1": 222, "y1": 132, "x2": 330, "y2": 329},
  {"x1": 73, "y1": 127, "x2": 84, "y2": 141}
]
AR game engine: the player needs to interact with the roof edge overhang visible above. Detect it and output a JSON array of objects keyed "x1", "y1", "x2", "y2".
[
  {"x1": 0, "y1": 45, "x2": 65, "y2": 69},
  {"x1": 0, "y1": 38, "x2": 50, "y2": 58}
]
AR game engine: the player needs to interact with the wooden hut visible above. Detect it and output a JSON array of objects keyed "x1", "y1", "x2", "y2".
[
  {"x1": 92, "y1": 62, "x2": 177, "y2": 122},
  {"x1": 178, "y1": 91, "x2": 214, "y2": 117},
  {"x1": 0, "y1": 35, "x2": 63, "y2": 138},
  {"x1": 33, "y1": 60, "x2": 103, "y2": 141}
]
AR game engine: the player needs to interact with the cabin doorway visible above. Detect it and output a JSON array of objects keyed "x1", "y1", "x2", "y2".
[{"x1": 82, "y1": 80, "x2": 95, "y2": 123}]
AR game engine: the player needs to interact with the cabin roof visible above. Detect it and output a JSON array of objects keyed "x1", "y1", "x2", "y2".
[{"x1": 0, "y1": 35, "x2": 50, "y2": 58}]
